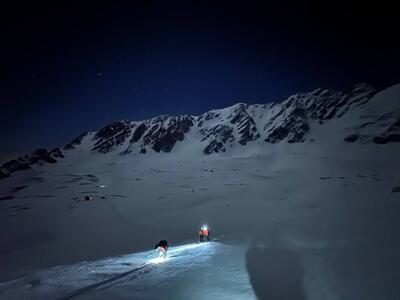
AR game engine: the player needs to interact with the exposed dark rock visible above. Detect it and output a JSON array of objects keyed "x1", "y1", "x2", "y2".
[
  {"x1": 131, "y1": 123, "x2": 147, "y2": 143},
  {"x1": 347, "y1": 114, "x2": 400, "y2": 144},
  {"x1": 50, "y1": 148, "x2": 64, "y2": 158},
  {"x1": 204, "y1": 140, "x2": 225, "y2": 154},
  {"x1": 287, "y1": 124, "x2": 310, "y2": 143},
  {"x1": 228, "y1": 104, "x2": 260, "y2": 145},
  {"x1": 202, "y1": 125, "x2": 233, "y2": 154},
  {"x1": 337, "y1": 84, "x2": 376, "y2": 114},
  {"x1": 202, "y1": 125, "x2": 233, "y2": 142},
  {"x1": 199, "y1": 111, "x2": 219, "y2": 122},
  {"x1": 151, "y1": 117, "x2": 193, "y2": 152},
  {"x1": 0, "y1": 196, "x2": 13, "y2": 201},
  {"x1": 11, "y1": 186, "x2": 27, "y2": 193},
  {"x1": 320, "y1": 176, "x2": 346, "y2": 180},
  {"x1": 372, "y1": 117, "x2": 400, "y2": 144},
  {"x1": 265, "y1": 107, "x2": 309, "y2": 143},
  {"x1": 152, "y1": 133, "x2": 178, "y2": 152},
  {"x1": 94, "y1": 120, "x2": 129, "y2": 140},
  {"x1": 265, "y1": 127, "x2": 288, "y2": 143},
  {"x1": 372, "y1": 136, "x2": 389, "y2": 144},
  {"x1": 32, "y1": 149, "x2": 48, "y2": 157},
  {"x1": 373, "y1": 134, "x2": 400, "y2": 144},
  {"x1": 0, "y1": 169, "x2": 10, "y2": 179},
  {"x1": 30, "y1": 149, "x2": 57, "y2": 164},
  {"x1": 392, "y1": 186, "x2": 400, "y2": 193},
  {"x1": 344, "y1": 134, "x2": 360, "y2": 143},
  {"x1": 263, "y1": 84, "x2": 376, "y2": 144},
  {"x1": 64, "y1": 132, "x2": 87, "y2": 150},
  {"x1": 391, "y1": 117, "x2": 400, "y2": 129},
  {"x1": 0, "y1": 147, "x2": 62, "y2": 181},
  {"x1": 2, "y1": 159, "x2": 31, "y2": 172},
  {"x1": 125, "y1": 115, "x2": 194, "y2": 154},
  {"x1": 92, "y1": 120, "x2": 132, "y2": 153}
]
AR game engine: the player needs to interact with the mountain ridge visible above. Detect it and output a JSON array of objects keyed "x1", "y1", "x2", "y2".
[{"x1": 1, "y1": 83, "x2": 399, "y2": 180}]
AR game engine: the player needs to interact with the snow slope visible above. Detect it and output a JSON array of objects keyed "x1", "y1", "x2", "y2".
[
  {"x1": 0, "y1": 242, "x2": 255, "y2": 300},
  {"x1": 1, "y1": 83, "x2": 400, "y2": 299}
]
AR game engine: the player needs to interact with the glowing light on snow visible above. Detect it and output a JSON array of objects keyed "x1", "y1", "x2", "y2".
[
  {"x1": 148, "y1": 256, "x2": 167, "y2": 264},
  {"x1": 146, "y1": 243, "x2": 207, "y2": 265},
  {"x1": 177, "y1": 243, "x2": 206, "y2": 251}
]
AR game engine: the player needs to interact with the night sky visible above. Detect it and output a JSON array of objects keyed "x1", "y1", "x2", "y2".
[{"x1": 1, "y1": 1, "x2": 399, "y2": 161}]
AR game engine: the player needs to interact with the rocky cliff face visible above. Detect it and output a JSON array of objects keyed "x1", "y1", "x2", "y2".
[
  {"x1": 1, "y1": 83, "x2": 399, "y2": 179},
  {"x1": 0, "y1": 148, "x2": 60, "y2": 179},
  {"x1": 120, "y1": 115, "x2": 194, "y2": 154},
  {"x1": 92, "y1": 120, "x2": 132, "y2": 153},
  {"x1": 263, "y1": 84, "x2": 376, "y2": 143}
]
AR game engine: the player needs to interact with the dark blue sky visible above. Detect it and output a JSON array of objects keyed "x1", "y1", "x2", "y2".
[{"x1": 1, "y1": 1, "x2": 399, "y2": 161}]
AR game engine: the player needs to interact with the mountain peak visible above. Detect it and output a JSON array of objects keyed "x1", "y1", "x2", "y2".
[{"x1": 1, "y1": 83, "x2": 399, "y2": 180}]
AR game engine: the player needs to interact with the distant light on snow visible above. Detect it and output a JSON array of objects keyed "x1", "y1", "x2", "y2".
[
  {"x1": 146, "y1": 243, "x2": 208, "y2": 265},
  {"x1": 99, "y1": 185, "x2": 106, "y2": 188}
]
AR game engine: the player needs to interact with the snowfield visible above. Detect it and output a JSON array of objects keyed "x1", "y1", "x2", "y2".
[
  {"x1": 0, "y1": 242, "x2": 255, "y2": 300},
  {"x1": 1, "y1": 84, "x2": 400, "y2": 299}
]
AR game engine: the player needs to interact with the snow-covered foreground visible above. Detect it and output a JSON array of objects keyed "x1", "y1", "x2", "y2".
[
  {"x1": 1, "y1": 84, "x2": 400, "y2": 299},
  {"x1": 1, "y1": 141, "x2": 400, "y2": 299},
  {"x1": 0, "y1": 241, "x2": 255, "y2": 300}
]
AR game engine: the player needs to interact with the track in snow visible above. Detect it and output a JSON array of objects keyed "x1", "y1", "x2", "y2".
[
  {"x1": 56, "y1": 263, "x2": 149, "y2": 300},
  {"x1": 0, "y1": 242, "x2": 256, "y2": 300}
]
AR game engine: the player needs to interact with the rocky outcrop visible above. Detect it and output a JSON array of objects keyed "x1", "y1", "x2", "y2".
[
  {"x1": 0, "y1": 168, "x2": 9, "y2": 179},
  {"x1": 265, "y1": 106, "x2": 309, "y2": 143},
  {"x1": 92, "y1": 120, "x2": 132, "y2": 153},
  {"x1": 2, "y1": 83, "x2": 398, "y2": 180},
  {"x1": 372, "y1": 117, "x2": 400, "y2": 144},
  {"x1": 202, "y1": 125, "x2": 234, "y2": 154},
  {"x1": 64, "y1": 132, "x2": 88, "y2": 150},
  {"x1": 199, "y1": 104, "x2": 261, "y2": 153},
  {"x1": 0, "y1": 148, "x2": 59, "y2": 179},
  {"x1": 197, "y1": 111, "x2": 221, "y2": 127},
  {"x1": 131, "y1": 123, "x2": 147, "y2": 143},
  {"x1": 147, "y1": 116, "x2": 193, "y2": 153},
  {"x1": 263, "y1": 84, "x2": 376, "y2": 143},
  {"x1": 1, "y1": 159, "x2": 30, "y2": 173},
  {"x1": 305, "y1": 84, "x2": 375, "y2": 120},
  {"x1": 29, "y1": 149, "x2": 57, "y2": 164},
  {"x1": 49, "y1": 148, "x2": 65, "y2": 159},
  {"x1": 344, "y1": 134, "x2": 360, "y2": 143},
  {"x1": 343, "y1": 111, "x2": 400, "y2": 144},
  {"x1": 228, "y1": 104, "x2": 260, "y2": 145},
  {"x1": 122, "y1": 115, "x2": 194, "y2": 154}
]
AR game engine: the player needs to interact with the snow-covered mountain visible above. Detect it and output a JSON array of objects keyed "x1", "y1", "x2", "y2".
[
  {"x1": 1, "y1": 83, "x2": 399, "y2": 179},
  {"x1": 1, "y1": 83, "x2": 400, "y2": 299}
]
